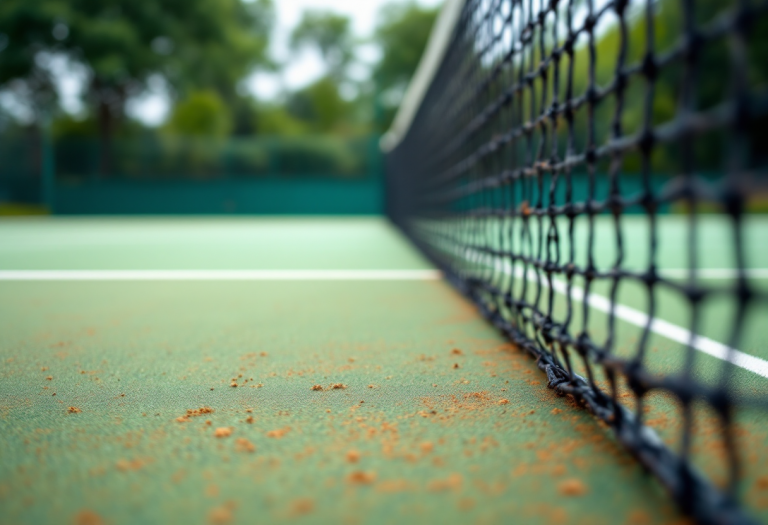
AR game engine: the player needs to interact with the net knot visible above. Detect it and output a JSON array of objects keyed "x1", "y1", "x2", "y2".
[
  {"x1": 639, "y1": 190, "x2": 657, "y2": 213},
  {"x1": 642, "y1": 265, "x2": 658, "y2": 286},
  {"x1": 585, "y1": 86, "x2": 598, "y2": 105},
  {"x1": 685, "y1": 285, "x2": 705, "y2": 305},
  {"x1": 544, "y1": 363, "x2": 570, "y2": 390},
  {"x1": 575, "y1": 332, "x2": 591, "y2": 357},
  {"x1": 585, "y1": 146, "x2": 597, "y2": 165},
  {"x1": 638, "y1": 129, "x2": 655, "y2": 154},
  {"x1": 583, "y1": 15, "x2": 596, "y2": 32},
  {"x1": 640, "y1": 53, "x2": 658, "y2": 81},
  {"x1": 721, "y1": 185, "x2": 744, "y2": 217},
  {"x1": 607, "y1": 194, "x2": 623, "y2": 216},
  {"x1": 563, "y1": 35, "x2": 575, "y2": 54},
  {"x1": 625, "y1": 375, "x2": 647, "y2": 401},
  {"x1": 615, "y1": 71, "x2": 628, "y2": 93}
]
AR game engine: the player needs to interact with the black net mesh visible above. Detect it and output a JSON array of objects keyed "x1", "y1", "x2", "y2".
[{"x1": 385, "y1": 0, "x2": 768, "y2": 522}]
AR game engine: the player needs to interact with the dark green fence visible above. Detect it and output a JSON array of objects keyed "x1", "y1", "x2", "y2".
[
  {"x1": 0, "y1": 135, "x2": 383, "y2": 214},
  {"x1": 3, "y1": 135, "x2": 765, "y2": 214}
]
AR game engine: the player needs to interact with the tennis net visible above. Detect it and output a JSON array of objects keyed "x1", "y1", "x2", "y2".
[{"x1": 383, "y1": 0, "x2": 768, "y2": 522}]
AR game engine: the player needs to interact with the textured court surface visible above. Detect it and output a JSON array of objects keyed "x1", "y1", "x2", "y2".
[{"x1": 1, "y1": 217, "x2": 767, "y2": 524}]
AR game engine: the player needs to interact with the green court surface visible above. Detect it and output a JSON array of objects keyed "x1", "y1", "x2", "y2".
[{"x1": 1, "y1": 217, "x2": 767, "y2": 524}]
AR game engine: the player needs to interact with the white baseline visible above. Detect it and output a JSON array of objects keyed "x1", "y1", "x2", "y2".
[{"x1": 0, "y1": 270, "x2": 443, "y2": 281}]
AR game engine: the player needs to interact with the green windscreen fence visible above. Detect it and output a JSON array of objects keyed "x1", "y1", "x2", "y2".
[{"x1": 0, "y1": 135, "x2": 383, "y2": 214}]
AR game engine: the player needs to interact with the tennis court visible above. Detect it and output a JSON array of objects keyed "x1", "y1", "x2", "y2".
[
  {"x1": 0, "y1": 216, "x2": 766, "y2": 524},
  {"x1": 3, "y1": 0, "x2": 768, "y2": 521}
]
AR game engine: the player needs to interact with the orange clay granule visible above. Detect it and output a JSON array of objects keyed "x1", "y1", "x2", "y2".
[
  {"x1": 451, "y1": 348, "x2": 463, "y2": 355},
  {"x1": 214, "y1": 427, "x2": 232, "y2": 438},
  {"x1": 115, "y1": 459, "x2": 145, "y2": 472},
  {"x1": 347, "y1": 471, "x2": 376, "y2": 485},
  {"x1": 245, "y1": 416, "x2": 254, "y2": 424},
  {"x1": 235, "y1": 438, "x2": 255, "y2": 453},
  {"x1": 330, "y1": 383, "x2": 347, "y2": 390},
  {"x1": 558, "y1": 479, "x2": 587, "y2": 496},
  {"x1": 427, "y1": 473, "x2": 463, "y2": 492},
  {"x1": 68, "y1": 406, "x2": 82, "y2": 413},
  {"x1": 420, "y1": 442, "x2": 434, "y2": 453},
  {"x1": 186, "y1": 407, "x2": 214, "y2": 417},
  {"x1": 207, "y1": 505, "x2": 233, "y2": 525},
  {"x1": 498, "y1": 399, "x2": 510, "y2": 405},
  {"x1": 291, "y1": 498, "x2": 314, "y2": 515},
  {"x1": 452, "y1": 363, "x2": 460, "y2": 369},
  {"x1": 73, "y1": 510, "x2": 104, "y2": 525},
  {"x1": 311, "y1": 385, "x2": 323, "y2": 391},
  {"x1": 266, "y1": 427, "x2": 290, "y2": 439},
  {"x1": 346, "y1": 450, "x2": 361, "y2": 463}
]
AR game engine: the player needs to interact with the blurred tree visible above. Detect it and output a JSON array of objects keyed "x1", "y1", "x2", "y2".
[
  {"x1": 290, "y1": 10, "x2": 353, "y2": 82},
  {"x1": 372, "y1": 2, "x2": 438, "y2": 129},
  {"x1": 286, "y1": 76, "x2": 349, "y2": 133},
  {"x1": 253, "y1": 105, "x2": 306, "y2": 136},
  {"x1": 165, "y1": 91, "x2": 232, "y2": 138},
  {"x1": 0, "y1": 0, "x2": 274, "y2": 172}
]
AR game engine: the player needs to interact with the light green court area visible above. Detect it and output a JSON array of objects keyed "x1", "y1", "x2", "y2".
[
  {"x1": 0, "y1": 218, "x2": 432, "y2": 271},
  {"x1": 1, "y1": 217, "x2": 767, "y2": 524}
]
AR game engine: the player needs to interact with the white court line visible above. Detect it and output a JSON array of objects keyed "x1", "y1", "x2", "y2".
[
  {"x1": 4, "y1": 263, "x2": 767, "y2": 378},
  {"x1": 0, "y1": 270, "x2": 443, "y2": 281},
  {"x1": 462, "y1": 250, "x2": 768, "y2": 379}
]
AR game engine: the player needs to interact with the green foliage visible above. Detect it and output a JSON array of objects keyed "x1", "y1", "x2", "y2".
[
  {"x1": 287, "y1": 77, "x2": 350, "y2": 134},
  {"x1": 48, "y1": 135, "x2": 374, "y2": 180},
  {"x1": 165, "y1": 91, "x2": 232, "y2": 138},
  {"x1": 373, "y1": 2, "x2": 438, "y2": 126},
  {"x1": 51, "y1": 114, "x2": 98, "y2": 139},
  {"x1": 254, "y1": 106, "x2": 307, "y2": 136},
  {"x1": 0, "y1": 0, "x2": 274, "y2": 124},
  {"x1": 290, "y1": 10, "x2": 353, "y2": 81},
  {"x1": 271, "y1": 137, "x2": 363, "y2": 177},
  {"x1": 51, "y1": 113, "x2": 146, "y2": 139}
]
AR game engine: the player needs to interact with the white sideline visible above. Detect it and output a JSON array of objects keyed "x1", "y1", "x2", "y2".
[
  {"x1": 0, "y1": 270, "x2": 443, "y2": 281},
  {"x1": 2, "y1": 265, "x2": 766, "y2": 378},
  {"x1": 464, "y1": 252, "x2": 768, "y2": 379}
]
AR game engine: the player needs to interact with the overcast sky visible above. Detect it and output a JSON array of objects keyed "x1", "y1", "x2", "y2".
[{"x1": 127, "y1": 0, "x2": 442, "y2": 125}]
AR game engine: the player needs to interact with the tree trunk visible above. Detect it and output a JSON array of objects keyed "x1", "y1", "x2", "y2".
[
  {"x1": 93, "y1": 80, "x2": 127, "y2": 178},
  {"x1": 97, "y1": 96, "x2": 113, "y2": 177}
]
